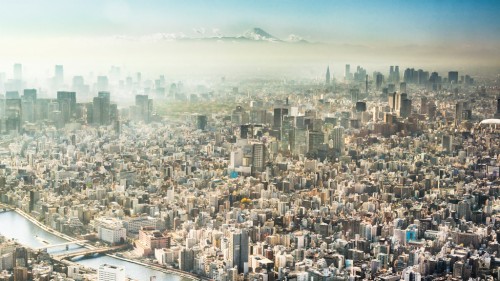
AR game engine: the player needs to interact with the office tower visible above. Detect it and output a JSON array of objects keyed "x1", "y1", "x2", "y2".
[
  {"x1": 98, "y1": 264, "x2": 125, "y2": 281},
  {"x1": 57, "y1": 91, "x2": 77, "y2": 124},
  {"x1": 179, "y1": 247, "x2": 194, "y2": 272},
  {"x1": 455, "y1": 102, "x2": 464, "y2": 126},
  {"x1": 195, "y1": 114, "x2": 208, "y2": 130},
  {"x1": 54, "y1": 65, "x2": 64, "y2": 87},
  {"x1": 389, "y1": 66, "x2": 394, "y2": 81},
  {"x1": 331, "y1": 126, "x2": 344, "y2": 154},
  {"x1": 420, "y1": 97, "x2": 428, "y2": 115},
  {"x1": 388, "y1": 92, "x2": 396, "y2": 112},
  {"x1": 400, "y1": 82, "x2": 407, "y2": 93},
  {"x1": 252, "y1": 143, "x2": 266, "y2": 174},
  {"x1": 448, "y1": 71, "x2": 458, "y2": 84},
  {"x1": 395, "y1": 92, "x2": 407, "y2": 113},
  {"x1": 291, "y1": 128, "x2": 308, "y2": 155},
  {"x1": 345, "y1": 64, "x2": 351, "y2": 81},
  {"x1": 495, "y1": 97, "x2": 500, "y2": 118},
  {"x1": 240, "y1": 124, "x2": 250, "y2": 139},
  {"x1": 13, "y1": 63, "x2": 22, "y2": 80},
  {"x1": 6, "y1": 91, "x2": 19, "y2": 99},
  {"x1": 355, "y1": 102, "x2": 367, "y2": 112},
  {"x1": 93, "y1": 92, "x2": 111, "y2": 126},
  {"x1": 365, "y1": 75, "x2": 368, "y2": 93},
  {"x1": 394, "y1": 66, "x2": 400, "y2": 83},
  {"x1": 400, "y1": 99, "x2": 412, "y2": 118},
  {"x1": 273, "y1": 107, "x2": 288, "y2": 128},
  {"x1": 135, "y1": 95, "x2": 153, "y2": 123},
  {"x1": 442, "y1": 135, "x2": 453, "y2": 153},
  {"x1": 376, "y1": 73, "x2": 384, "y2": 90},
  {"x1": 97, "y1": 76, "x2": 109, "y2": 91},
  {"x1": 22, "y1": 89, "x2": 37, "y2": 101},
  {"x1": 308, "y1": 130, "x2": 325, "y2": 153},
  {"x1": 21, "y1": 99, "x2": 35, "y2": 124},
  {"x1": 5, "y1": 98, "x2": 22, "y2": 132},
  {"x1": 325, "y1": 66, "x2": 331, "y2": 85},
  {"x1": 229, "y1": 229, "x2": 249, "y2": 273}
]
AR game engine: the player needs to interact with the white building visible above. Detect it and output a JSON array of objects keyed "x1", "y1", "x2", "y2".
[
  {"x1": 98, "y1": 264, "x2": 125, "y2": 281},
  {"x1": 95, "y1": 217, "x2": 127, "y2": 244}
]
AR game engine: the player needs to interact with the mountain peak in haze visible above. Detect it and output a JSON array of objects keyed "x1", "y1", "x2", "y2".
[{"x1": 240, "y1": 28, "x2": 280, "y2": 42}]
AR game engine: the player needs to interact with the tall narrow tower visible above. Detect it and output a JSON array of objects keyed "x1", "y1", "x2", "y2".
[{"x1": 326, "y1": 66, "x2": 331, "y2": 85}]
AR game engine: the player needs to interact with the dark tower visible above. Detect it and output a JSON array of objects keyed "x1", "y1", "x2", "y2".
[{"x1": 326, "y1": 66, "x2": 331, "y2": 85}]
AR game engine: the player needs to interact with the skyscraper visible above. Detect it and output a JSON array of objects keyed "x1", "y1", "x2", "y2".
[
  {"x1": 326, "y1": 66, "x2": 331, "y2": 85},
  {"x1": 400, "y1": 98, "x2": 412, "y2": 118},
  {"x1": 376, "y1": 73, "x2": 384, "y2": 90},
  {"x1": 57, "y1": 91, "x2": 77, "y2": 124},
  {"x1": 308, "y1": 130, "x2": 325, "y2": 153},
  {"x1": 345, "y1": 64, "x2": 351, "y2": 81},
  {"x1": 448, "y1": 71, "x2": 459, "y2": 84},
  {"x1": 252, "y1": 143, "x2": 266, "y2": 174},
  {"x1": 98, "y1": 264, "x2": 125, "y2": 281},
  {"x1": 93, "y1": 92, "x2": 111, "y2": 126},
  {"x1": 228, "y1": 229, "x2": 249, "y2": 273},
  {"x1": 273, "y1": 107, "x2": 288, "y2": 129},
  {"x1": 331, "y1": 126, "x2": 345, "y2": 154},
  {"x1": 495, "y1": 97, "x2": 500, "y2": 118},
  {"x1": 54, "y1": 65, "x2": 64, "y2": 87},
  {"x1": 135, "y1": 95, "x2": 153, "y2": 123},
  {"x1": 179, "y1": 247, "x2": 194, "y2": 272},
  {"x1": 13, "y1": 64, "x2": 22, "y2": 81}
]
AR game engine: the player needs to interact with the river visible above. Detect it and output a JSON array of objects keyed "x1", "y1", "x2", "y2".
[{"x1": 0, "y1": 211, "x2": 191, "y2": 281}]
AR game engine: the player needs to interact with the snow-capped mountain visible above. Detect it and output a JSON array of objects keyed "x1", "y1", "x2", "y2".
[
  {"x1": 239, "y1": 28, "x2": 280, "y2": 42},
  {"x1": 112, "y1": 28, "x2": 309, "y2": 44}
]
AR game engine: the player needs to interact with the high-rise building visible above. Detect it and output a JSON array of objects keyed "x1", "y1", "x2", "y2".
[
  {"x1": 97, "y1": 76, "x2": 109, "y2": 92},
  {"x1": 400, "y1": 99, "x2": 412, "y2": 118},
  {"x1": 92, "y1": 92, "x2": 111, "y2": 126},
  {"x1": 455, "y1": 102, "x2": 464, "y2": 126},
  {"x1": 195, "y1": 114, "x2": 208, "y2": 130},
  {"x1": 273, "y1": 107, "x2": 288, "y2": 129},
  {"x1": 252, "y1": 143, "x2": 266, "y2": 174},
  {"x1": 331, "y1": 126, "x2": 345, "y2": 154},
  {"x1": 308, "y1": 130, "x2": 325, "y2": 153},
  {"x1": 179, "y1": 247, "x2": 194, "y2": 272},
  {"x1": 57, "y1": 91, "x2": 77, "y2": 124},
  {"x1": 22, "y1": 89, "x2": 37, "y2": 101},
  {"x1": 135, "y1": 95, "x2": 153, "y2": 123},
  {"x1": 228, "y1": 229, "x2": 249, "y2": 273},
  {"x1": 442, "y1": 135, "x2": 453, "y2": 153},
  {"x1": 448, "y1": 71, "x2": 458, "y2": 84},
  {"x1": 376, "y1": 73, "x2": 384, "y2": 90},
  {"x1": 345, "y1": 64, "x2": 351, "y2": 81},
  {"x1": 54, "y1": 65, "x2": 64, "y2": 87},
  {"x1": 98, "y1": 264, "x2": 125, "y2": 281},
  {"x1": 13, "y1": 63, "x2": 22, "y2": 81},
  {"x1": 325, "y1": 66, "x2": 331, "y2": 85},
  {"x1": 494, "y1": 97, "x2": 500, "y2": 118},
  {"x1": 388, "y1": 92, "x2": 397, "y2": 112}
]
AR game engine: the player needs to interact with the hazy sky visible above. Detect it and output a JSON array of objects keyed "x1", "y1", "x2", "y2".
[{"x1": 0, "y1": 0, "x2": 499, "y2": 78}]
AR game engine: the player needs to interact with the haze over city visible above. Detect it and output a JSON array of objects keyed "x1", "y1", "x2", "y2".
[
  {"x1": 0, "y1": 0, "x2": 499, "y2": 78},
  {"x1": 0, "y1": 1, "x2": 500, "y2": 281}
]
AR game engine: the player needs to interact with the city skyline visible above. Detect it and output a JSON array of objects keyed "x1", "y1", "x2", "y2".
[{"x1": 0, "y1": 0, "x2": 498, "y2": 78}]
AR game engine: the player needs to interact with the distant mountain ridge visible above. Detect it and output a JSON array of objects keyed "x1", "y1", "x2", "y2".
[{"x1": 149, "y1": 27, "x2": 309, "y2": 43}]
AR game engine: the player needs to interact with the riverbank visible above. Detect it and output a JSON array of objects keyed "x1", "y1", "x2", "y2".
[
  {"x1": 0, "y1": 204, "x2": 203, "y2": 281},
  {"x1": 109, "y1": 254, "x2": 204, "y2": 281}
]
